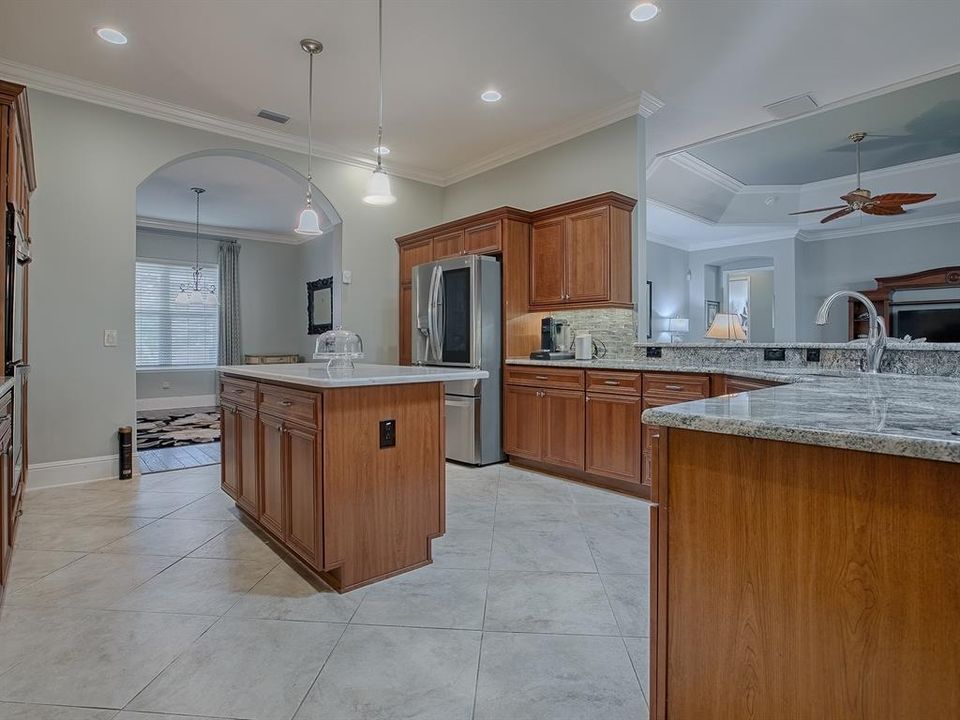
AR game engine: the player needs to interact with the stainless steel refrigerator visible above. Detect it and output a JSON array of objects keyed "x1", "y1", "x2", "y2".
[{"x1": 411, "y1": 254, "x2": 503, "y2": 465}]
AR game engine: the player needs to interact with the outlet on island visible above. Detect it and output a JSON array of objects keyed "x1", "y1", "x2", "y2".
[{"x1": 379, "y1": 419, "x2": 396, "y2": 448}]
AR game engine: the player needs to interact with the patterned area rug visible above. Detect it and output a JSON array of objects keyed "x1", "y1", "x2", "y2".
[{"x1": 137, "y1": 410, "x2": 221, "y2": 450}]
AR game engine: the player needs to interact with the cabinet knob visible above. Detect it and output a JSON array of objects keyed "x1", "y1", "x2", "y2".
[{"x1": 279, "y1": 400, "x2": 293, "y2": 407}]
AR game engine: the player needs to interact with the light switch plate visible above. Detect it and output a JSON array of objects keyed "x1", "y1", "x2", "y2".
[
  {"x1": 342, "y1": 270, "x2": 352, "y2": 284},
  {"x1": 103, "y1": 329, "x2": 118, "y2": 347}
]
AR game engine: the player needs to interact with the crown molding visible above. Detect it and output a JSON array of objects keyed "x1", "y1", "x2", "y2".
[
  {"x1": 647, "y1": 197, "x2": 719, "y2": 226},
  {"x1": 136, "y1": 216, "x2": 312, "y2": 245},
  {"x1": 0, "y1": 56, "x2": 447, "y2": 186},
  {"x1": 647, "y1": 233, "x2": 691, "y2": 251},
  {"x1": 443, "y1": 92, "x2": 664, "y2": 186},
  {"x1": 669, "y1": 152, "x2": 744, "y2": 193},
  {"x1": 797, "y1": 210, "x2": 960, "y2": 242}
]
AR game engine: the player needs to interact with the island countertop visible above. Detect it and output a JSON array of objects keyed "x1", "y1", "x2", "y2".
[{"x1": 218, "y1": 362, "x2": 487, "y2": 389}]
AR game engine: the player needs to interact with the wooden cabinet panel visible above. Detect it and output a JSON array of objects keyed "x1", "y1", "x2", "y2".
[
  {"x1": 503, "y1": 385, "x2": 542, "y2": 461},
  {"x1": 399, "y1": 283, "x2": 412, "y2": 365},
  {"x1": 0, "y1": 427, "x2": 9, "y2": 589},
  {"x1": 220, "y1": 377, "x2": 257, "y2": 408},
  {"x1": 432, "y1": 229, "x2": 465, "y2": 259},
  {"x1": 564, "y1": 206, "x2": 609, "y2": 303},
  {"x1": 236, "y1": 404, "x2": 259, "y2": 517},
  {"x1": 399, "y1": 239, "x2": 433, "y2": 284},
  {"x1": 643, "y1": 372, "x2": 710, "y2": 400},
  {"x1": 258, "y1": 414, "x2": 285, "y2": 538},
  {"x1": 259, "y1": 385, "x2": 320, "y2": 428},
  {"x1": 641, "y1": 396, "x2": 675, "y2": 489},
  {"x1": 503, "y1": 365, "x2": 585, "y2": 391},
  {"x1": 220, "y1": 404, "x2": 240, "y2": 500},
  {"x1": 541, "y1": 389, "x2": 585, "y2": 470},
  {"x1": 722, "y1": 375, "x2": 781, "y2": 394},
  {"x1": 530, "y1": 218, "x2": 566, "y2": 306},
  {"x1": 585, "y1": 370, "x2": 642, "y2": 396},
  {"x1": 285, "y1": 423, "x2": 321, "y2": 569},
  {"x1": 464, "y1": 221, "x2": 502, "y2": 254},
  {"x1": 585, "y1": 393, "x2": 642, "y2": 485}
]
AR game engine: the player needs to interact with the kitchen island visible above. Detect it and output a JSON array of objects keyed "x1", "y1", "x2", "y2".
[
  {"x1": 642, "y1": 373, "x2": 960, "y2": 719},
  {"x1": 217, "y1": 363, "x2": 487, "y2": 592}
]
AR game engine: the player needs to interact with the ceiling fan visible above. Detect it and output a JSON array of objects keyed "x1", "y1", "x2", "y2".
[{"x1": 790, "y1": 131, "x2": 937, "y2": 223}]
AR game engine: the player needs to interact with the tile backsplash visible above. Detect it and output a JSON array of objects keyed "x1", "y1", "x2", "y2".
[{"x1": 548, "y1": 308, "x2": 638, "y2": 358}]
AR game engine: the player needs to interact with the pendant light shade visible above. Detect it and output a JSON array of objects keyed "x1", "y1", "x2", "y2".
[
  {"x1": 175, "y1": 187, "x2": 218, "y2": 306},
  {"x1": 362, "y1": 0, "x2": 396, "y2": 207},
  {"x1": 296, "y1": 38, "x2": 324, "y2": 236},
  {"x1": 363, "y1": 167, "x2": 396, "y2": 206}
]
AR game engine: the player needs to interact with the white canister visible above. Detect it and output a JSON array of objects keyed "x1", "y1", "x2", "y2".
[{"x1": 574, "y1": 334, "x2": 593, "y2": 360}]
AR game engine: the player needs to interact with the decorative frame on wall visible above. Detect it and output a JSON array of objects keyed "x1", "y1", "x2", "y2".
[
  {"x1": 307, "y1": 276, "x2": 334, "y2": 335},
  {"x1": 706, "y1": 300, "x2": 720, "y2": 329}
]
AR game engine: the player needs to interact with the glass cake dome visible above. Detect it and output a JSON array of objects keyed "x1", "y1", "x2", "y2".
[{"x1": 313, "y1": 326, "x2": 365, "y2": 370}]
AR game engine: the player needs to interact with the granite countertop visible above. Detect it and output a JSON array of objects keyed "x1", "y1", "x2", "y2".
[
  {"x1": 505, "y1": 358, "x2": 960, "y2": 463},
  {"x1": 219, "y1": 363, "x2": 487, "y2": 389}
]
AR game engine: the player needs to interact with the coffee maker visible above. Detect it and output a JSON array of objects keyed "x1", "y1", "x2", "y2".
[{"x1": 529, "y1": 317, "x2": 575, "y2": 360}]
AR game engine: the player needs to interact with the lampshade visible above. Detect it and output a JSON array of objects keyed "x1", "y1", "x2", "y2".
[
  {"x1": 705, "y1": 313, "x2": 747, "y2": 341},
  {"x1": 667, "y1": 317, "x2": 689, "y2": 334},
  {"x1": 295, "y1": 206, "x2": 323, "y2": 236},
  {"x1": 362, "y1": 168, "x2": 396, "y2": 206}
]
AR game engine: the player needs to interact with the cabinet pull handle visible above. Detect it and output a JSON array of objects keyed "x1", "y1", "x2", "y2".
[
  {"x1": 232, "y1": 389, "x2": 244, "y2": 394},
  {"x1": 279, "y1": 400, "x2": 294, "y2": 407},
  {"x1": 603, "y1": 380, "x2": 620, "y2": 386},
  {"x1": 535, "y1": 375, "x2": 549, "y2": 380},
  {"x1": 664, "y1": 384, "x2": 684, "y2": 391},
  {"x1": 16, "y1": 508, "x2": 23, "y2": 518}
]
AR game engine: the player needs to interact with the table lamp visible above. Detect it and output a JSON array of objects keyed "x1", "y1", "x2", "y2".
[{"x1": 705, "y1": 313, "x2": 747, "y2": 341}]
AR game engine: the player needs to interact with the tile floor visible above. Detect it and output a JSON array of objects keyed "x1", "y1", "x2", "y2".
[
  {"x1": 0, "y1": 461, "x2": 650, "y2": 720},
  {"x1": 137, "y1": 442, "x2": 221, "y2": 475}
]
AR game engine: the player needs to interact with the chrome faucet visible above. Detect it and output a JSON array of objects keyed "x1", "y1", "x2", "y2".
[{"x1": 816, "y1": 290, "x2": 886, "y2": 373}]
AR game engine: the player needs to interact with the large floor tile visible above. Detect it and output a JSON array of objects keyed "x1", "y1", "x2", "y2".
[
  {"x1": 445, "y1": 498, "x2": 496, "y2": 531},
  {"x1": 0, "y1": 606, "x2": 92, "y2": 676},
  {"x1": 484, "y1": 571, "x2": 619, "y2": 635},
  {"x1": 567, "y1": 481, "x2": 646, "y2": 507},
  {"x1": 576, "y1": 503, "x2": 650, "y2": 533},
  {"x1": 3, "y1": 549, "x2": 86, "y2": 590},
  {"x1": 0, "y1": 609, "x2": 215, "y2": 708},
  {"x1": 21, "y1": 487, "x2": 120, "y2": 516},
  {"x1": 445, "y1": 462, "x2": 500, "y2": 484},
  {"x1": 128, "y1": 617, "x2": 343, "y2": 720},
  {"x1": 15, "y1": 514, "x2": 154, "y2": 552},
  {"x1": 474, "y1": 632, "x2": 645, "y2": 720},
  {"x1": 94, "y1": 490, "x2": 209, "y2": 518},
  {"x1": 490, "y1": 527, "x2": 596, "y2": 572},
  {"x1": 115, "y1": 713, "x2": 226, "y2": 720},
  {"x1": 97, "y1": 517, "x2": 236, "y2": 557},
  {"x1": 164, "y1": 491, "x2": 241, "y2": 521},
  {"x1": 188, "y1": 522, "x2": 282, "y2": 563},
  {"x1": 624, "y1": 636, "x2": 651, "y2": 705},
  {"x1": 431, "y1": 528, "x2": 492, "y2": 570},
  {"x1": 496, "y1": 474, "x2": 573, "y2": 505},
  {"x1": 0, "y1": 703, "x2": 116, "y2": 720},
  {"x1": 602, "y1": 573, "x2": 649, "y2": 637},
  {"x1": 352, "y1": 567, "x2": 488, "y2": 630},
  {"x1": 445, "y1": 474, "x2": 499, "y2": 502},
  {"x1": 5, "y1": 552, "x2": 177, "y2": 610},
  {"x1": 111, "y1": 557, "x2": 276, "y2": 616},
  {"x1": 136, "y1": 465, "x2": 222, "y2": 494},
  {"x1": 493, "y1": 500, "x2": 580, "y2": 531},
  {"x1": 227, "y1": 562, "x2": 365, "y2": 623},
  {"x1": 294, "y1": 625, "x2": 481, "y2": 720},
  {"x1": 584, "y1": 524, "x2": 649, "y2": 574}
]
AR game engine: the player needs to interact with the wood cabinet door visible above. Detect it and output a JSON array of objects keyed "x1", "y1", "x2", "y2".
[
  {"x1": 565, "y1": 206, "x2": 609, "y2": 303},
  {"x1": 641, "y1": 396, "x2": 674, "y2": 488},
  {"x1": 464, "y1": 221, "x2": 502, "y2": 254},
  {"x1": 258, "y1": 414, "x2": 285, "y2": 538},
  {"x1": 541, "y1": 388, "x2": 585, "y2": 470},
  {"x1": 530, "y1": 217, "x2": 566, "y2": 306},
  {"x1": 0, "y1": 432, "x2": 9, "y2": 587},
  {"x1": 399, "y1": 283, "x2": 412, "y2": 365},
  {"x1": 432, "y1": 229, "x2": 465, "y2": 259},
  {"x1": 220, "y1": 404, "x2": 240, "y2": 500},
  {"x1": 585, "y1": 393, "x2": 642, "y2": 485},
  {"x1": 503, "y1": 385, "x2": 542, "y2": 461},
  {"x1": 236, "y1": 405, "x2": 259, "y2": 517},
  {"x1": 284, "y1": 423, "x2": 321, "y2": 569},
  {"x1": 399, "y1": 239, "x2": 433, "y2": 284}
]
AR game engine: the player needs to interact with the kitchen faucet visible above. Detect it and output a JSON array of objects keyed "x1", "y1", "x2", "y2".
[{"x1": 816, "y1": 290, "x2": 887, "y2": 373}]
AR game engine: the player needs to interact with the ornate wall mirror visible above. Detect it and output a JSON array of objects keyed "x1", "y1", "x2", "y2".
[{"x1": 307, "y1": 276, "x2": 334, "y2": 335}]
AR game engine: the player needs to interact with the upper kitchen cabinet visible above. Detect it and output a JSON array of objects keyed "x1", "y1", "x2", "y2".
[
  {"x1": 1, "y1": 81, "x2": 36, "y2": 221},
  {"x1": 432, "y1": 229, "x2": 464, "y2": 259},
  {"x1": 529, "y1": 192, "x2": 635, "y2": 310}
]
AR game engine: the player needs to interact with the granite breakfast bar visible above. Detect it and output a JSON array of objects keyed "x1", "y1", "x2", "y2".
[
  {"x1": 216, "y1": 363, "x2": 487, "y2": 592},
  {"x1": 642, "y1": 371, "x2": 960, "y2": 719}
]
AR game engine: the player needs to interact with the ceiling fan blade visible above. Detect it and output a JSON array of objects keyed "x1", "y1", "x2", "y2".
[
  {"x1": 820, "y1": 207, "x2": 855, "y2": 224},
  {"x1": 788, "y1": 205, "x2": 848, "y2": 216},
  {"x1": 863, "y1": 204, "x2": 906, "y2": 216},
  {"x1": 871, "y1": 192, "x2": 936, "y2": 205}
]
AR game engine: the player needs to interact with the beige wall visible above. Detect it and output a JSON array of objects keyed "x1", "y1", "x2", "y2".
[{"x1": 28, "y1": 90, "x2": 443, "y2": 466}]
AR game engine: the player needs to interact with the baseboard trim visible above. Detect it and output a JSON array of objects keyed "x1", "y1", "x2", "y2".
[
  {"x1": 136, "y1": 394, "x2": 217, "y2": 412},
  {"x1": 26, "y1": 454, "x2": 138, "y2": 490}
]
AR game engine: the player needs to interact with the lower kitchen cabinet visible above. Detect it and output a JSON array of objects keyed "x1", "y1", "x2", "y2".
[
  {"x1": 236, "y1": 404, "x2": 259, "y2": 517},
  {"x1": 220, "y1": 403, "x2": 240, "y2": 499},
  {"x1": 541, "y1": 389, "x2": 585, "y2": 470},
  {"x1": 585, "y1": 392, "x2": 642, "y2": 486},
  {"x1": 284, "y1": 422, "x2": 321, "y2": 569},
  {"x1": 258, "y1": 413, "x2": 285, "y2": 538},
  {"x1": 503, "y1": 385, "x2": 542, "y2": 460}
]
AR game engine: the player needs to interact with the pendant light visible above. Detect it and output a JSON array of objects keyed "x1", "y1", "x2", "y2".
[
  {"x1": 295, "y1": 38, "x2": 324, "y2": 235},
  {"x1": 362, "y1": 0, "x2": 396, "y2": 206},
  {"x1": 175, "y1": 187, "x2": 218, "y2": 306}
]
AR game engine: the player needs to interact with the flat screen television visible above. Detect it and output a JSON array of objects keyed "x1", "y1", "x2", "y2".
[{"x1": 895, "y1": 307, "x2": 960, "y2": 342}]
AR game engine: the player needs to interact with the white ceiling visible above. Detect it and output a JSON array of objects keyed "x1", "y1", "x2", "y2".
[{"x1": 1, "y1": 0, "x2": 960, "y2": 185}]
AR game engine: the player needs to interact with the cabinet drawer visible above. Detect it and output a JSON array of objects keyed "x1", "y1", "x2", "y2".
[
  {"x1": 504, "y1": 366, "x2": 585, "y2": 390},
  {"x1": 259, "y1": 385, "x2": 321, "y2": 428},
  {"x1": 220, "y1": 377, "x2": 258, "y2": 408},
  {"x1": 585, "y1": 370, "x2": 642, "y2": 396},
  {"x1": 723, "y1": 375, "x2": 781, "y2": 394},
  {"x1": 643, "y1": 372, "x2": 710, "y2": 400}
]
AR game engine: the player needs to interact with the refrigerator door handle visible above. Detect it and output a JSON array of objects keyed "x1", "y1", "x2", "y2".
[
  {"x1": 436, "y1": 272, "x2": 445, "y2": 359},
  {"x1": 427, "y1": 265, "x2": 443, "y2": 360}
]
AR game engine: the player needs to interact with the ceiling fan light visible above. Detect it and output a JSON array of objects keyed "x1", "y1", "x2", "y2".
[
  {"x1": 295, "y1": 206, "x2": 323, "y2": 235},
  {"x1": 362, "y1": 168, "x2": 396, "y2": 206}
]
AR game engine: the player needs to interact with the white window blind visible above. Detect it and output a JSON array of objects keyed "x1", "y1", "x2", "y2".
[{"x1": 135, "y1": 260, "x2": 219, "y2": 368}]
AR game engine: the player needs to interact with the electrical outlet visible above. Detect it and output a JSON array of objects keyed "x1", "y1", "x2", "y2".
[
  {"x1": 806, "y1": 348, "x2": 821, "y2": 362},
  {"x1": 379, "y1": 419, "x2": 396, "y2": 448},
  {"x1": 646, "y1": 346, "x2": 662, "y2": 358},
  {"x1": 763, "y1": 348, "x2": 786, "y2": 362},
  {"x1": 103, "y1": 329, "x2": 118, "y2": 347}
]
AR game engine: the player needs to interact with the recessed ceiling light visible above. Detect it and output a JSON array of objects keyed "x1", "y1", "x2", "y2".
[
  {"x1": 373, "y1": 145, "x2": 391, "y2": 156},
  {"x1": 480, "y1": 89, "x2": 502, "y2": 103},
  {"x1": 630, "y1": 3, "x2": 660, "y2": 22},
  {"x1": 96, "y1": 27, "x2": 128, "y2": 45}
]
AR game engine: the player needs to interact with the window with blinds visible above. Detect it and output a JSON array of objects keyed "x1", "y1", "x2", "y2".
[{"x1": 135, "y1": 260, "x2": 219, "y2": 368}]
